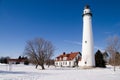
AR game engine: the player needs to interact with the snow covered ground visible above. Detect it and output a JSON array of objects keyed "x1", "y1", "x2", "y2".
[{"x1": 0, "y1": 64, "x2": 120, "y2": 80}]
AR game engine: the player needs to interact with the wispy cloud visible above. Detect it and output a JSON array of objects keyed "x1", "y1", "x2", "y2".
[
  {"x1": 64, "y1": 40, "x2": 82, "y2": 46},
  {"x1": 104, "y1": 32, "x2": 112, "y2": 34},
  {"x1": 94, "y1": 46, "x2": 105, "y2": 52},
  {"x1": 64, "y1": 40, "x2": 103, "y2": 50},
  {"x1": 104, "y1": 22, "x2": 120, "y2": 35},
  {"x1": 114, "y1": 22, "x2": 120, "y2": 27},
  {"x1": 104, "y1": 31, "x2": 120, "y2": 37},
  {"x1": 64, "y1": 40, "x2": 104, "y2": 51},
  {"x1": 94, "y1": 46, "x2": 102, "y2": 50}
]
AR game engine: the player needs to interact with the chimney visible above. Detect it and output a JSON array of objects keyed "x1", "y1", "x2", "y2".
[{"x1": 63, "y1": 52, "x2": 66, "y2": 55}]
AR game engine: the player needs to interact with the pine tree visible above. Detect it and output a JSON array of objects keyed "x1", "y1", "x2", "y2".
[{"x1": 95, "y1": 50, "x2": 106, "y2": 68}]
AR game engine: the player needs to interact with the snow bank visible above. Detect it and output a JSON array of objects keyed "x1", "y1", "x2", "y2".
[{"x1": 0, "y1": 64, "x2": 120, "y2": 80}]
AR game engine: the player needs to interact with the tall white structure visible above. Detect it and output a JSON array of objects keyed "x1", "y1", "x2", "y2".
[{"x1": 79, "y1": 5, "x2": 95, "y2": 67}]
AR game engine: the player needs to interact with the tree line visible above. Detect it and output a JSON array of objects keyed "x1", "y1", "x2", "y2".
[
  {"x1": 0, "y1": 56, "x2": 29, "y2": 65},
  {"x1": 0, "y1": 56, "x2": 10, "y2": 64}
]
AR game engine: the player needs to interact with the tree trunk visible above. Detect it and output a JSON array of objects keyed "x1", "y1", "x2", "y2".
[
  {"x1": 113, "y1": 54, "x2": 116, "y2": 72},
  {"x1": 36, "y1": 64, "x2": 38, "y2": 69},
  {"x1": 41, "y1": 65, "x2": 45, "y2": 70},
  {"x1": 114, "y1": 66, "x2": 116, "y2": 72},
  {"x1": 48, "y1": 64, "x2": 50, "y2": 68}
]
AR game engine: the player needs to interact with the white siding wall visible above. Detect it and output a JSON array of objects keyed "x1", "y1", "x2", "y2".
[{"x1": 55, "y1": 60, "x2": 75, "y2": 67}]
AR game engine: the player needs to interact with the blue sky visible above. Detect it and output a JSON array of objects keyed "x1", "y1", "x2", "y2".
[{"x1": 0, "y1": 0, "x2": 120, "y2": 58}]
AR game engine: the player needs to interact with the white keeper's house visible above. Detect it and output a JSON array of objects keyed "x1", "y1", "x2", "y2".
[{"x1": 55, "y1": 52, "x2": 81, "y2": 67}]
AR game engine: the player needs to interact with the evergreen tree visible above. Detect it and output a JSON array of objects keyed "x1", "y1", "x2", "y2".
[
  {"x1": 0, "y1": 57, "x2": 10, "y2": 64},
  {"x1": 18, "y1": 56, "x2": 22, "y2": 59},
  {"x1": 95, "y1": 50, "x2": 106, "y2": 68}
]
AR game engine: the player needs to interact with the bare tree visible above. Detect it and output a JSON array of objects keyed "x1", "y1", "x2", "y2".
[
  {"x1": 24, "y1": 38, "x2": 54, "y2": 70},
  {"x1": 106, "y1": 35, "x2": 120, "y2": 71}
]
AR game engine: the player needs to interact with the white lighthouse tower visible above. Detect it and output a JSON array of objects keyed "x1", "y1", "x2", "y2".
[{"x1": 79, "y1": 5, "x2": 95, "y2": 68}]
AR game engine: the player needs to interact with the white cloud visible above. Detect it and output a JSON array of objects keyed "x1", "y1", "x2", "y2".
[
  {"x1": 94, "y1": 46, "x2": 105, "y2": 52},
  {"x1": 114, "y1": 22, "x2": 120, "y2": 27},
  {"x1": 104, "y1": 32, "x2": 112, "y2": 34},
  {"x1": 64, "y1": 40, "x2": 82, "y2": 46},
  {"x1": 64, "y1": 40, "x2": 104, "y2": 51}
]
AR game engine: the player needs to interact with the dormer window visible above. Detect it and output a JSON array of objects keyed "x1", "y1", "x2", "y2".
[{"x1": 63, "y1": 57, "x2": 67, "y2": 61}]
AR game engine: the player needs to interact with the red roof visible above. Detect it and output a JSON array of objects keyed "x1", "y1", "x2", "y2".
[
  {"x1": 56, "y1": 52, "x2": 81, "y2": 61},
  {"x1": 8, "y1": 59, "x2": 26, "y2": 62}
]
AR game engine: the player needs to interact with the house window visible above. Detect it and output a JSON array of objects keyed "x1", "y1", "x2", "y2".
[
  {"x1": 69, "y1": 62, "x2": 71, "y2": 66},
  {"x1": 60, "y1": 62, "x2": 61, "y2": 65},
  {"x1": 66, "y1": 62, "x2": 67, "y2": 65},
  {"x1": 62, "y1": 62, "x2": 64, "y2": 65},
  {"x1": 63, "y1": 57, "x2": 67, "y2": 61},
  {"x1": 63, "y1": 62, "x2": 65, "y2": 65},
  {"x1": 60, "y1": 62, "x2": 62, "y2": 67},
  {"x1": 56, "y1": 62, "x2": 58, "y2": 66}
]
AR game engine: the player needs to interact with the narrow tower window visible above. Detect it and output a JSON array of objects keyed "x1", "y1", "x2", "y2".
[{"x1": 85, "y1": 61, "x2": 87, "y2": 64}]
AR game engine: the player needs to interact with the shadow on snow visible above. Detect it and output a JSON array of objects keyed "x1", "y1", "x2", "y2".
[{"x1": 0, "y1": 70, "x2": 27, "y2": 74}]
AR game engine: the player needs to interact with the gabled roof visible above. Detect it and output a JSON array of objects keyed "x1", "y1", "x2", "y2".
[
  {"x1": 67, "y1": 52, "x2": 79, "y2": 60},
  {"x1": 56, "y1": 52, "x2": 81, "y2": 61}
]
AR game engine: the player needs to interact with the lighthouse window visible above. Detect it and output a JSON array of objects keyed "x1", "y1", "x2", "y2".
[
  {"x1": 85, "y1": 61, "x2": 87, "y2": 64},
  {"x1": 85, "y1": 41, "x2": 87, "y2": 43}
]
